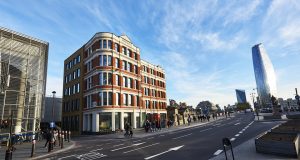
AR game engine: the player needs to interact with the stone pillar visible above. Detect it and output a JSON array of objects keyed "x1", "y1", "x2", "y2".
[
  {"x1": 112, "y1": 111, "x2": 115, "y2": 131},
  {"x1": 133, "y1": 112, "x2": 137, "y2": 129},
  {"x1": 140, "y1": 111, "x2": 143, "y2": 128},
  {"x1": 15, "y1": 70, "x2": 26, "y2": 133},
  {"x1": 82, "y1": 114, "x2": 86, "y2": 131},
  {"x1": 87, "y1": 114, "x2": 91, "y2": 131},
  {"x1": 120, "y1": 112, "x2": 124, "y2": 130},
  {"x1": 92, "y1": 113, "x2": 99, "y2": 132}
]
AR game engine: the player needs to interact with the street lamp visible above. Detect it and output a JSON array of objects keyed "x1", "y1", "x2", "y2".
[
  {"x1": 250, "y1": 88, "x2": 259, "y2": 120},
  {"x1": 50, "y1": 91, "x2": 56, "y2": 151}
]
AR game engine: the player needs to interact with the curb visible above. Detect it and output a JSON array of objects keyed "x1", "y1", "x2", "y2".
[{"x1": 30, "y1": 141, "x2": 76, "y2": 160}]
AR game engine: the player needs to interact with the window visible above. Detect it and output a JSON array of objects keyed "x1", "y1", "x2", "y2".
[
  {"x1": 103, "y1": 72, "x2": 107, "y2": 85},
  {"x1": 115, "y1": 58, "x2": 119, "y2": 68},
  {"x1": 99, "y1": 55, "x2": 102, "y2": 66},
  {"x1": 77, "y1": 68, "x2": 80, "y2": 77},
  {"x1": 87, "y1": 61, "x2": 92, "y2": 72},
  {"x1": 134, "y1": 65, "x2": 138, "y2": 74},
  {"x1": 86, "y1": 95, "x2": 92, "y2": 108},
  {"x1": 69, "y1": 74, "x2": 72, "y2": 81},
  {"x1": 73, "y1": 85, "x2": 76, "y2": 94},
  {"x1": 128, "y1": 94, "x2": 132, "y2": 106},
  {"x1": 135, "y1": 80, "x2": 139, "y2": 89},
  {"x1": 117, "y1": 93, "x2": 121, "y2": 105},
  {"x1": 108, "y1": 55, "x2": 112, "y2": 66},
  {"x1": 115, "y1": 75, "x2": 120, "y2": 86},
  {"x1": 136, "y1": 96, "x2": 139, "y2": 106},
  {"x1": 108, "y1": 40, "x2": 112, "y2": 49},
  {"x1": 87, "y1": 77, "x2": 92, "y2": 89},
  {"x1": 73, "y1": 71, "x2": 76, "y2": 79},
  {"x1": 108, "y1": 73, "x2": 112, "y2": 85},
  {"x1": 127, "y1": 49, "x2": 131, "y2": 57},
  {"x1": 103, "y1": 55, "x2": 107, "y2": 66},
  {"x1": 88, "y1": 47, "x2": 92, "y2": 56},
  {"x1": 123, "y1": 76, "x2": 127, "y2": 87},
  {"x1": 103, "y1": 40, "x2": 107, "y2": 48},
  {"x1": 134, "y1": 53, "x2": 138, "y2": 60},
  {"x1": 122, "y1": 47, "x2": 126, "y2": 55},
  {"x1": 108, "y1": 92, "x2": 113, "y2": 105},
  {"x1": 103, "y1": 91, "x2": 107, "y2": 105},
  {"x1": 100, "y1": 40, "x2": 102, "y2": 49},
  {"x1": 114, "y1": 43, "x2": 119, "y2": 52},
  {"x1": 127, "y1": 62, "x2": 131, "y2": 72},
  {"x1": 65, "y1": 76, "x2": 67, "y2": 84},
  {"x1": 122, "y1": 60, "x2": 126, "y2": 70},
  {"x1": 76, "y1": 83, "x2": 80, "y2": 93},
  {"x1": 123, "y1": 94, "x2": 128, "y2": 106},
  {"x1": 128, "y1": 78, "x2": 131, "y2": 88},
  {"x1": 98, "y1": 92, "x2": 102, "y2": 106}
]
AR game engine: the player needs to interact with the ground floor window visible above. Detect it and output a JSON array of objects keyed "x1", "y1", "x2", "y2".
[{"x1": 99, "y1": 113, "x2": 112, "y2": 130}]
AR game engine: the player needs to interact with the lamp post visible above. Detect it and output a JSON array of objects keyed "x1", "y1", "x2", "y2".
[
  {"x1": 251, "y1": 88, "x2": 259, "y2": 120},
  {"x1": 51, "y1": 91, "x2": 56, "y2": 150}
]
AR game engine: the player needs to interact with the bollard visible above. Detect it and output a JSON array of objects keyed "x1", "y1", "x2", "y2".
[
  {"x1": 5, "y1": 148, "x2": 12, "y2": 160},
  {"x1": 61, "y1": 133, "x2": 64, "y2": 149},
  {"x1": 68, "y1": 131, "x2": 71, "y2": 142},
  {"x1": 31, "y1": 139, "x2": 36, "y2": 157},
  {"x1": 58, "y1": 132, "x2": 61, "y2": 147},
  {"x1": 64, "y1": 131, "x2": 67, "y2": 141},
  {"x1": 222, "y1": 138, "x2": 235, "y2": 160}
]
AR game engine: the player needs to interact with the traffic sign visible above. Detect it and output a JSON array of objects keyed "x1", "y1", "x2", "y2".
[{"x1": 50, "y1": 122, "x2": 55, "y2": 128}]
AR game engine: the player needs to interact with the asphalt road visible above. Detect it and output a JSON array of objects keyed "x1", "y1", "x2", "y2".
[{"x1": 43, "y1": 113, "x2": 281, "y2": 160}]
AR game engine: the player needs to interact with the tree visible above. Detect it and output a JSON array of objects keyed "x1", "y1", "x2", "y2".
[{"x1": 236, "y1": 102, "x2": 251, "y2": 111}]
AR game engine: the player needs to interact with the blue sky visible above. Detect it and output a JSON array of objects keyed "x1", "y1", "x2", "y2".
[{"x1": 1, "y1": 0, "x2": 300, "y2": 107}]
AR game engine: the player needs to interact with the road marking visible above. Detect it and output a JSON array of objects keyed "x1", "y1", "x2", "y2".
[
  {"x1": 230, "y1": 138, "x2": 236, "y2": 141},
  {"x1": 239, "y1": 131, "x2": 243, "y2": 134},
  {"x1": 144, "y1": 145, "x2": 184, "y2": 160},
  {"x1": 200, "y1": 128, "x2": 213, "y2": 132},
  {"x1": 111, "y1": 142, "x2": 146, "y2": 151},
  {"x1": 147, "y1": 137, "x2": 154, "y2": 140},
  {"x1": 113, "y1": 143, "x2": 124, "y2": 147},
  {"x1": 123, "y1": 143, "x2": 160, "y2": 154},
  {"x1": 133, "y1": 140, "x2": 142, "y2": 143},
  {"x1": 173, "y1": 133, "x2": 192, "y2": 140},
  {"x1": 235, "y1": 134, "x2": 239, "y2": 137},
  {"x1": 213, "y1": 149, "x2": 223, "y2": 156},
  {"x1": 159, "y1": 134, "x2": 165, "y2": 137},
  {"x1": 91, "y1": 148, "x2": 103, "y2": 152},
  {"x1": 234, "y1": 122, "x2": 240, "y2": 125}
]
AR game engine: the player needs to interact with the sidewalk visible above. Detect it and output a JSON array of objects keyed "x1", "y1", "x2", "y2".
[
  {"x1": 80, "y1": 114, "x2": 234, "y2": 140},
  {"x1": 0, "y1": 139, "x2": 75, "y2": 160},
  {"x1": 209, "y1": 137, "x2": 298, "y2": 160}
]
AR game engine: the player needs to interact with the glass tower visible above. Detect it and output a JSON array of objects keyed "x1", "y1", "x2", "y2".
[
  {"x1": 252, "y1": 43, "x2": 277, "y2": 107},
  {"x1": 235, "y1": 89, "x2": 247, "y2": 103}
]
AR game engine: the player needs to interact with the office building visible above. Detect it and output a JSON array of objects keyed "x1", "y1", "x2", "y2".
[
  {"x1": 252, "y1": 43, "x2": 277, "y2": 107},
  {"x1": 235, "y1": 89, "x2": 247, "y2": 103},
  {"x1": 0, "y1": 27, "x2": 48, "y2": 133},
  {"x1": 62, "y1": 32, "x2": 167, "y2": 134}
]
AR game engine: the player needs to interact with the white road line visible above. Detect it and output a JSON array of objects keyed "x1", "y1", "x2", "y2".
[
  {"x1": 144, "y1": 145, "x2": 184, "y2": 160},
  {"x1": 172, "y1": 133, "x2": 192, "y2": 140},
  {"x1": 91, "y1": 148, "x2": 103, "y2": 152},
  {"x1": 239, "y1": 131, "x2": 243, "y2": 134},
  {"x1": 133, "y1": 140, "x2": 142, "y2": 143},
  {"x1": 159, "y1": 134, "x2": 165, "y2": 137},
  {"x1": 235, "y1": 134, "x2": 239, "y2": 137},
  {"x1": 213, "y1": 149, "x2": 223, "y2": 156},
  {"x1": 200, "y1": 128, "x2": 213, "y2": 132},
  {"x1": 58, "y1": 155, "x2": 76, "y2": 160},
  {"x1": 230, "y1": 138, "x2": 236, "y2": 141},
  {"x1": 111, "y1": 142, "x2": 146, "y2": 151},
  {"x1": 147, "y1": 137, "x2": 154, "y2": 140},
  {"x1": 234, "y1": 122, "x2": 240, "y2": 125},
  {"x1": 113, "y1": 143, "x2": 125, "y2": 147},
  {"x1": 123, "y1": 143, "x2": 160, "y2": 154}
]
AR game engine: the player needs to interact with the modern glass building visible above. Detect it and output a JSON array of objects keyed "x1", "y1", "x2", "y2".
[
  {"x1": 235, "y1": 89, "x2": 247, "y2": 103},
  {"x1": 0, "y1": 27, "x2": 48, "y2": 134},
  {"x1": 252, "y1": 43, "x2": 277, "y2": 107}
]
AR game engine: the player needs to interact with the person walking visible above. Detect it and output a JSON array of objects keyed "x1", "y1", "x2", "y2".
[
  {"x1": 44, "y1": 130, "x2": 51, "y2": 148},
  {"x1": 129, "y1": 125, "x2": 133, "y2": 138},
  {"x1": 124, "y1": 122, "x2": 129, "y2": 137}
]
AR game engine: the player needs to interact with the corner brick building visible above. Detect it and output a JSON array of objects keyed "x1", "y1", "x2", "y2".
[{"x1": 62, "y1": 33, "x2": 167, "y2": 134}]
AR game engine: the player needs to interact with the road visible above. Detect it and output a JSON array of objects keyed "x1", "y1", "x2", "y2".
[{"x1": 42, "y1": 113, "x2": 281, "y2": 160}]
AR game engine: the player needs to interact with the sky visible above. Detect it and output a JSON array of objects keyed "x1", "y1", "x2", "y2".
[{"x1": 1, "y1": 0, "x2": 300, "y2": 108}]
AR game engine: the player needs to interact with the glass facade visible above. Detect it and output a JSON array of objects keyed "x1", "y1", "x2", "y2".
[
  {"x1": 252, "y1": 43, "x2": 277, "y2": 107},
  {"x1": 0, "y1": 27, "x2": 48, "y2": 133},
  {"x1": 235, "y1": 89, "x2": 247, "y2": 103}
]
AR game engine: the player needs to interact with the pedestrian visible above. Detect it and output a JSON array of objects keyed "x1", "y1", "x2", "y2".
[
  {"x1": 129, "y1": 125, "x2": 133, "y2": 138},
  {"x1": 124, "y1": 122, "x2": 129, "y2": 136},
  {"x1": 207, "y1": 115, "x2": 210, "y2": 122},
  {"x1": 44, "y1": 130, "x2": 51, "y2": 148}
]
